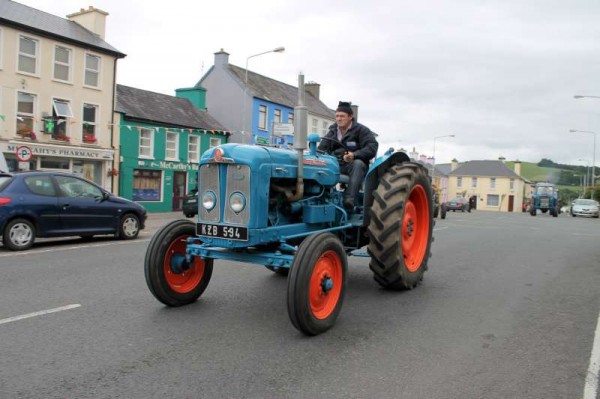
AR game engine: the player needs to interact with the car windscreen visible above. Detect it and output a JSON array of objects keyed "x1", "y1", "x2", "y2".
[{"x1": 576, "y1": 200, "x2": 596, "y2": 206}]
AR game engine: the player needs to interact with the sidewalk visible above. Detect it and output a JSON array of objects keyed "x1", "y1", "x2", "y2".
[{"x1": 144, "y1": 211, "x2": 188, "y2": 230}]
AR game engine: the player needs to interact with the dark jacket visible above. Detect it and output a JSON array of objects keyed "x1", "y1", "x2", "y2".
[{"x1": 317, "y1": 121, "x2": 378, "y2": 164}]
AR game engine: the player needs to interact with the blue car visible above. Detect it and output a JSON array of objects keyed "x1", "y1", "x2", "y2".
[{"x1": 0, "y1": 171, "x2": 147, "y2": 251}]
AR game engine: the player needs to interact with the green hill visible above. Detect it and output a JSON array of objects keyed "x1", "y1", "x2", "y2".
[{"x1": 505, "y1": 161, "x2": 562, "y2": 183}]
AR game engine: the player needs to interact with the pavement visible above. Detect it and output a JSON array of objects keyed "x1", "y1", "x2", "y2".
[{"x1": 144, "y1": 211, "x2": 189, "y2": 231}]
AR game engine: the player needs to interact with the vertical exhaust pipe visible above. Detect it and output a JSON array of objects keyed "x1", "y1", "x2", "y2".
[{"x1": 288, "y1": 73, "x2": 307, "y2": 202}]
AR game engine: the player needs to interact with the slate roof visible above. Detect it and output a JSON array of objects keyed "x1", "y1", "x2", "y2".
[
  {"x1": 0, "y1": 0, "x2": 125, "y2": 57},
  {"x1": 435, "y1": 164, "x2": 452, "y2": 176},
  {"x1": 212, "y1": 65, "x2": 335, "y2": 120},
  {"x1": 115, "y1": 85, "x2": 226, "y2": 132},
  {"x1": 448, "y1": 160, "x2": 522, "y2": 178}
]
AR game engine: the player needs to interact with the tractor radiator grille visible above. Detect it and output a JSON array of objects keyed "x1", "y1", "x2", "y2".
[
  {"x1": 224, "y1": 165, "x2": 250, "y2": 224},
  {"x1": 199, "y1": 164, "x2": 220, "y2": 222}
]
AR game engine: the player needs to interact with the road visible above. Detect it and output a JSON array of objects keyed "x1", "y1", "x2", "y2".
[{"x1": 0, "y1": 211, "x2": 599, "y2": 398}]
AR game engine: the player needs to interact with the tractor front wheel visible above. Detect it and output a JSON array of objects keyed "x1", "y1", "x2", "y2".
[
  {"x1": 287, "y1": 233, "x2": 347, "y2": 335},
  {"x1": 144, "y1": 220, "x2": 213, "y2": 307},
  {"x1": 368, "y1": 162, "x2": 433, "y2": 290}
]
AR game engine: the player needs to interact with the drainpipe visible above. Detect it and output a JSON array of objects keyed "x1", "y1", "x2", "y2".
[{"x1": 111, "y1": 57, "x2": 118, "y2": 195}]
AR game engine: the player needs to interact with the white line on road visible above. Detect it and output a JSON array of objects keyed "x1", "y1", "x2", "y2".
[
  {"x1": 0, "y1": 238, "x2": 151, "y2": 257},
  {"x1": 583, "y1": 307, "x2": 600, "y2": 399},
  {"x1": 0, "y1": 304, "x2": 81, "y2": 326}
]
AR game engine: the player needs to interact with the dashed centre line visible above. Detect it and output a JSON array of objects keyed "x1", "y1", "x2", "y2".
[{"x1": 0, "y1": 304, "x2": 81, "y2": 326}]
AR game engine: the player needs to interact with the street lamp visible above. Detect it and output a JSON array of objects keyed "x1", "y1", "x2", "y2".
[
  {"x1": 431, "y1": 134, "x2": 455, "y2": 186},
  {"x1": 574, "y1": 95, "x2": 600, "y2": 99},
  {"x1": 578, "y1": 158, "x2": 590, "y2": 193},
  {"x1": 241, "y1": 47, "x2": 285, "y2": 142},
  {"x1": 570, "y1": 129, "x2": 596, "y2": 198}
]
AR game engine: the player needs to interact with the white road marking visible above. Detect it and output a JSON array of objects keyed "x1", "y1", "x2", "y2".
[
  {"x1": 0, "y1": 238, "x2": 151, "y2": 257},
  {"x1": 583, "y1": 308, "x2": 600, "y2": 399},
  {"x1": 0, "y1": 304, "x2": 81, "y2": 326}
]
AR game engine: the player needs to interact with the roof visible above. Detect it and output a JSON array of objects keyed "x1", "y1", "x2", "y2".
[
  {"x1": 434, "y1": 164, "x2": 452, "y2": 176},
  {"x1": 448, "y1": 160, "x2": 522, "y2": 178},
  {"x1": 115, "y1": 85, "x2": 226, "y2": 131},
  {"x1": 221, "y1": 65, "x2": 335, "y2": 119},
  {"x1": 0, "y1": 0, "x2": 125, "y2": 57}
]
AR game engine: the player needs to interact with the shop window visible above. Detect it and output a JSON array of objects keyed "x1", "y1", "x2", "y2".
[
  {"x1": 17, "y1": 92, "x2": 35, "y2": 137},
  {"x1": 40, "y1": 158, "x2": 69, "y2": 170},
  {"x1": 133, "y1": 169, "x2": 162, "y2": 201}
]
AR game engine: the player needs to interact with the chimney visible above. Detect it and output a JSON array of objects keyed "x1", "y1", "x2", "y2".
[
  {"x1": 305, "y1": 82, "x2": 320, "y2": 99},
  {"x1": 351, "y1": 104, "x2": 359, "y2": 122},
  {"x1": 214, "y1": 49, "x2": 230, "y2": 68},
  {"x1": 498, "y1": 156, "x2": 506, "y2": 163},
  {"x1": 514, "y1": 160, "x2": 521, "y2": 175},
  {"x1": 451, "y1": 158, "x2": 459, "y2": 171},
  {"x1": 67, "y1": 6, "x2": 108, "y2": 39},
  {"x1": 409, "y1": 147, "x2": 418, "y2": 160}
]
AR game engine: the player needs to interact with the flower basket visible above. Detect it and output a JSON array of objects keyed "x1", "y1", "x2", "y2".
[
  {"x1": 17, "y1": 129, "x2": 36, "y2": 140},
  {"x1": 54, "y1": 135, "x2": 70, "y2": 142},
  {"x1": 83, "y1": 134, "x2": 97, "y2": 144}
]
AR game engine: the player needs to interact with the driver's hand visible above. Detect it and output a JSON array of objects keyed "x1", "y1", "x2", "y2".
[{"x1": 343, "y1": 152, "x2": 355, "y2": 163}]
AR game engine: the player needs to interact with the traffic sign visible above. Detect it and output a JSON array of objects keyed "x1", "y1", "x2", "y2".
[{"x1": 16, "y1": 145, "x2": 33, "y2": 162}]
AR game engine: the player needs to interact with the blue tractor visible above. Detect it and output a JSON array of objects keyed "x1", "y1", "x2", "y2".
[
  {"x1": 144, "y1": 76, "x2": 434, "y2": 335},
  {"x1": 530, "y1": 183, "x2": 559, "y2": 217}
]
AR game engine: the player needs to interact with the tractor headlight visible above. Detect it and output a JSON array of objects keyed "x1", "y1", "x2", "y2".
[
  {"x1": 229, "y1": 192, "x2": 246, "y2": 213},
  {"x1": 202, "y1": 191, "x2": 217, "y2": 211}
]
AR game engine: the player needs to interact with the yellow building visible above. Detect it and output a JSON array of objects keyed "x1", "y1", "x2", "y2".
[
  {"x1": 446, "y1": 159, "x2": 528, "y2": 212},
  {"x1": 0, "y1": 1, "x2": 125, "y2": 191}
]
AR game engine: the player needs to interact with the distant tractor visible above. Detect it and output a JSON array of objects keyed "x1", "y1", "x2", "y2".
[{"x1": 530, "y1": 183, "x2": 559, "y2": 217}]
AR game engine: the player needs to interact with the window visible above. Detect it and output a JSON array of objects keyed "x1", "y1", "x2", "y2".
[
  {"x1": 133, "y1": 169, "x2": 162, "y2": 201},
  {"x1": 288, "y1": 113, "x2": 294, "y2": 124},
  {"x1": 487, "y1": 194, "x2": 499, "y2": 207},
  {"x1": 17, "y1": 92, "x2": 35, "y2": 135},
  {"x1": 490, "y1": 177, "x2": 496, "y2": 189},
  {"x1": 188, "y1": 135, "x2": 200, "y2": 162},
  {"x1": 139, "y1": 128, "x2": 154, "y2": 158},
  {"x1": 166, "y1": 131, "x2": 179, "y2": 160},
  {"x1": 471, "y1": 177, "x2": 477, "y2": 188},
  {"x1": 53, "y1": 45, "x2": 72, "y2": 82},
  {"x1": 40, "y1": 158, "x2": 69, "y2": 169},
  {"x1": 24, "y1": 175, "x2": 56, "y2": 196},
  {"x1": 258, "y1": 105, "x2": 267, "y2": 130},
  {"x1": 312, "y1": 118, "x2": 318, "y2": 133},
  {"x1": 82, "y1": 103, "x2": 98, "y2": 142},
  {"x1": 457, "y1": 177, "x2": 462, "y2": 188},
  {"x1": 18, "y1": 35, "x2": 38, "y2": 75},
  {"x1": 322, "y1": 121, "x2": 328, "y2": 135},
  {"x1": 52, "y1": 99, "x2": 73, "y2": 139},
  {"x1": 56, "y1": 175, "x2": 102, "y2": 198},
  {"x1": 84, "y1": 53, "x2": 101, "y2": 87},
  {"x1": 510, "y1": 178, "x2": 515, "y2": 190},
  {"x1": 210, "y1": 137, "x2": 221, "y2": 147},
  {"x1": 274, "y1": 109, "x2": 282, "y2": 123}
]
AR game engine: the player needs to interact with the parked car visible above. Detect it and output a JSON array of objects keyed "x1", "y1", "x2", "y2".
[
  {"x1": 182, "y1": 189, "x2": 198, "y2": 218},
  {"x1": 0, "y1": 171, "x2": 147, "y2": 251},
  {"x1": 570, "y1": 198, "x2": 600, "y2": 218},
  {"x1": 443, "y1": 197, "x2": 469, "y2": 212}
]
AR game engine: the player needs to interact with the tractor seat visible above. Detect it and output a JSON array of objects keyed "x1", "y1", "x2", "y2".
[{"x1": 339, "y1": 175, "x2": 350, "y2": 184}]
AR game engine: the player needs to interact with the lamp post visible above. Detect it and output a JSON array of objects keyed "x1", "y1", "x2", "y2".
[
  {"x1": 570, "y1": 129, "x2": 596, "y2": 198},
  {"x1": 241, "y1": 47, "x2": 285, "y2": 143},
  {"x1": 431, "y1": 134, "x2": 455, "y2": 186},
  {"x1": 578, "y1": 158, "x2": 590, "y2": 194}
]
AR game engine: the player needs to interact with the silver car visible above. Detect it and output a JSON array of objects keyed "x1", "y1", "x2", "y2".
[{"x1": 571, "y1": 199, "x2": 600, "y2": 218}]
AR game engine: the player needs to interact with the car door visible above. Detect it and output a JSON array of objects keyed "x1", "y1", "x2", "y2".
[
  {"x1": 22, "y1": 175, "x2": 62, "y2": 235},
  {"x1": 54, "y1": 175, "x2": 116, "y2": 234}
]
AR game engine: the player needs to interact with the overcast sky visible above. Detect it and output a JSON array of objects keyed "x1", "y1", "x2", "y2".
[{"x1": 19, "y1": 0, "x2": 600, "y2": 166}]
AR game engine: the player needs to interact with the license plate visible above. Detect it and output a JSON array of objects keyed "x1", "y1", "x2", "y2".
[{"x1": 197, "y1": 223, "x2": 248, "y2": 241}]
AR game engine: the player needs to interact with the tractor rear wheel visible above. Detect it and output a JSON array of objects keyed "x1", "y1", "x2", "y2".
[
  {"x1": 287, "y1": 232, "x2": 347, "y2": 335},
  {"x1": 367, "y1": 162, "x2": 433, "y2": 290},
  {"x1": 145, "y1": 219, "x2": 213, "y2": 307}
]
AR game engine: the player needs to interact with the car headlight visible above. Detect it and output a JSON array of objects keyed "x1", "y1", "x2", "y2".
[
  {"x1": 229, "y1": 192, "x2": 246, "y2": 213},
  {"x1": 202, "y1": 191, "x2": 217, "y2": 211}
]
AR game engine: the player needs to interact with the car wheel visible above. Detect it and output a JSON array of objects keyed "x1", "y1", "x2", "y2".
[
  {"x1": 3, "y1": 218, "x2": 35, "y2": 251},
  {"x1": 118, "y1": 213, "x2": 140, "y2": 240}
]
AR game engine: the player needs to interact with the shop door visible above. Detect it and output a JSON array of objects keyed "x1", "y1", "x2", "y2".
[
  {"x1": 508, "y1": 195, "x2": 514, "y2": 212},
  {"x1": 172, "y1": 172, "x2": 186, "y2": 211}
]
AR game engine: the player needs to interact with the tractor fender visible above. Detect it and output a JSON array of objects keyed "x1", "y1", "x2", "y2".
[{"x1": 362, "y1": 151, "x2": 411, "y2": 227}]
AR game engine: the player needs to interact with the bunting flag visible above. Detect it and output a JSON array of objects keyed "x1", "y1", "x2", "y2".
[
  {"x1": 103, "y1": 122, "x2": 235, "y2": 136},
  {"x1": 0, "y1": 114, "x2": 5, "y2": 121}
]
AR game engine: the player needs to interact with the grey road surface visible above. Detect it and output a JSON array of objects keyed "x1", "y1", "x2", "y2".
[{"x1": 0, "y1": 211, "x2": 598, "y2": 399}]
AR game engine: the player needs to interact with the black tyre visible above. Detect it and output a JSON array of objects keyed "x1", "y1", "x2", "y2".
[
  {"x1": 118, "y1": 213, "x2": 140, "y2": 240},
  {"x1": 367, "y1": 162, "x2": 433, "y2": 290},
  {"x1": 441, "y1": 204, "x2": 447, "y2": 219},
  {"x1": 145, "y1": 219, "x2": 213, "y2": 306},
  {"x1": 551, "y1": 208, "x2": 558, "y2": 217},
  {"x1": 433, "y1": 205, "x2": 439, "y2": 218},
  {"x1": 287, "y1": 232, "x2": 347, "y2": 335},
  {"x1": 3, "y1": 218, "x2": 35, "y2": 251},
  {"x1": 265, "y1": 266, "x2": 290, "y2": 276},
  {"x1": 530, "y1": 206, "x2": 536, "y2": 216}
]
